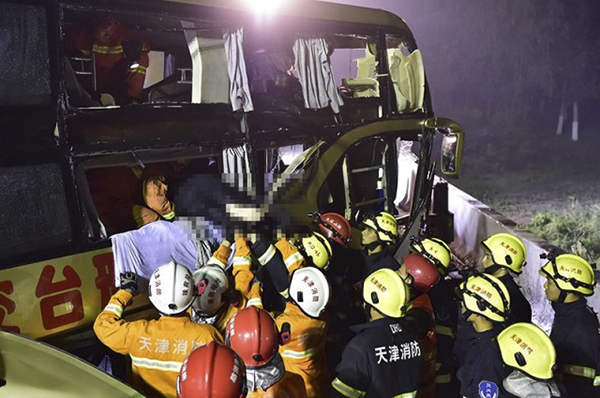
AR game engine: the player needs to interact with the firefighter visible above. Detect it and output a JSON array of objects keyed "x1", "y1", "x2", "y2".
[
  {"x1": 86, "y1": 164, "x2": 176, "y2": 236},
  {"x1": 330, "y1": 211, "x2": 402, "y2": 376},
  {"x1": 190, "y1": 238, "x2": 263, "y2": 335},
  {"x1": 497, "y1": 323, "x2": 561, "y2": 398},
  {"x1": 312, "y1": 211, "x2": 352, "y2": 248},
  {"x1": 331, "y1": 268, "x2": 423, "y2": 397},
  {"x1": 276, "y1": 266, "x2": 331, "y2": 398},
  {"x1": 177, "y1": 341, "x2": 246, "y2": 398},
  {"x1": 455, "y1": 273, "x2": 512, "y2": 398},
  {"x1": 311, "y1": 211, "x2": 353, "y2": 295},
  {"x1": 410, "y1": 236, "x2": 461, "y2": 397},
  {"x1": 454, "y1": 233, "x2": 530, "y2": 368},
  {"x1": 64, "y1": 16, "x2": 149, "y2": 104},
  {"x1": 539, "y1": 251, "x2": 600, "y2": 397},
  {"x1": 251, "y1": 231, "x2": 331, "y2": 311},
  {"x1": 226, "y1": 306, "x2": 307, "y2": 397},
  {"x1": 310, "y1": 211, "x2": 364, "y2": 381},
  {"x1": 359, "y1": 211, "x2": 401, "y2": 276},
  {"x1": 404, "y1": 253, "x2": 440, "y2": 398},
  {"x1": 94, "y1": 261, "x2": 224, "y2": 398},
  {"x1": 481, "y1": 233, "x2": 532, "y2": 324}
]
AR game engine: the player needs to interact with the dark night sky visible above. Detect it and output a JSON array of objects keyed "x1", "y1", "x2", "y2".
[
  {"x1": 324, "y1": 0, "x2": 600, "y2": 118},
  {"x1": 322, "y1": 0, "x2": 600, "y2": 209},
  {"x1": 323, "y1": 0, "x2": 600, "y2": 146}
]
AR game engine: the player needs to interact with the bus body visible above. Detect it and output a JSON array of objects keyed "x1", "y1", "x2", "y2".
[{"x1": 0, "y1": 0, "x2": 463, "y2": 348}]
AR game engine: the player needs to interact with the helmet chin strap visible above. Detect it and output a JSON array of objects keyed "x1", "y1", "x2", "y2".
[
  {"x1": 557, "y1": 290, "x2": 569, "y2": 303},
  {"x1": 461, "y1": 309, "x2": 474, "y2": 322},
  {"x1": 363, "y1": 239, "x2": 385, "y2": 253},
  {"x1": 483, "y1": 262, "x2": 503, "y2": 275},
  {"x1": 364, "y1": 303, "x2": 373, "y2": 320}
]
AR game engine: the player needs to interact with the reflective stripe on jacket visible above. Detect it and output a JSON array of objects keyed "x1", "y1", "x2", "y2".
[
  {"x1": 551, "y1": 298, "x2": 600, "y2": 396},
  {"x1": 275, "y1": 238, "x2": 305, "y2": 275},
  {"x1": 64, "y1": 25, "x2": 149, "y2": 100},
  {"x1": 94, "y1": 290, "x2": 224, "y2": 398},
  {"x1": 276, "y1": 302, "x2": 330, "y2": 398}
]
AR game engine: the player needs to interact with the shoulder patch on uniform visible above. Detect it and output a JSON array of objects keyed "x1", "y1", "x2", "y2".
[
  {"x1": 388, "y1": 323, "x2": 403, "y2": 334},
  {"x1": 478, "y1": 380, "x2": 499, "y2": 398}
]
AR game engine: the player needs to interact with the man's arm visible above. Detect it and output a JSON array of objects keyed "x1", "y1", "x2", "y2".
[
  {"x1": 206, "y1": 240, "x2": 232, "y2": 268},
  {"x1": 252, "y1": 239, "x2": 290, "y2": 298},
  {"x1": 232, "y1": 237, "x2": 263, "y2": 308},
  {"x1": 93, "y1": 289, "x2": 142, "y2": 355}
]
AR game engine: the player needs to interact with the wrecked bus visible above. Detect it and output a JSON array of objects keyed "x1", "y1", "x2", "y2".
[{"x1": 0, "y1": 0, "x2": 463, "y2": 353}]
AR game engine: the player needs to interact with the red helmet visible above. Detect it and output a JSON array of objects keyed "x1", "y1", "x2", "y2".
[
  {"x1": 314, "y1": 212, "x2": 352, "y2": 247},
  {"x1": 177, "y1": 342, "x2": 245, "y2": 398},
  {"x1": 226, "y1": 307, "x2": 278, "y2": 368},
  {"x1": 404, "y1": 253, "x2": 440, "y2": 293}
]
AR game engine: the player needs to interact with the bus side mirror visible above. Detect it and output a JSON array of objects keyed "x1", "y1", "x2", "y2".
[{"x1": 435, "y1": 118, "x2": 464, "y2": 179}]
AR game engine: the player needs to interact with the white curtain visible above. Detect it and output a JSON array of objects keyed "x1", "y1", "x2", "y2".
[
  {"x1": 224, "y1": 28, "x2": 254, "y2": 112},
  {"x1": 293, "y1": 37, "x2": 344, "y2": 113},
  {"x1": 222, "y1": 144, "x2": 254, "y2": 196}
]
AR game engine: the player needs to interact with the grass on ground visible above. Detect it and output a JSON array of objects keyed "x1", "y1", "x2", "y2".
[
  {"x1": 451, "y1": 115, "x2": 600, "y2": 264},
  {"x1": 526, "y1": 200, "x2": 600, "y2": 265}
]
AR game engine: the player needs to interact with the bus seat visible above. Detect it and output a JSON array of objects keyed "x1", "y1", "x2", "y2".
[
  {"x1": 387, "y1": 48, "x2": 425, "y2": 112},
  {"x1": 145, "y1": 70, "x2": 192, "y2": 103},
  {"x1": 404, "y1": 49, "x2": 425, "y2": 111},
  {"x1": 342, "y1": 47, "x2": 379, "y2": 98},
  {"x1": 356, "y1": 50, "x2": 377, "y2": 79}
]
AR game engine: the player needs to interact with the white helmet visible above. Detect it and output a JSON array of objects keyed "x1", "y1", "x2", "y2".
[
  {"x1": 191, "y1": 265, "x2": 230, "y2": 317},
  {"x1": 148, "y1": 261, "x2": 195, "y2": 316},
  {"x1": 289, "y1": 267, "x2": 331, "y2": 318}
]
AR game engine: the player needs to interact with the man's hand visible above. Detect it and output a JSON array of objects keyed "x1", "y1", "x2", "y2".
[{"x1": 120, "y1": 272, "x2": 139, "y2": 295}]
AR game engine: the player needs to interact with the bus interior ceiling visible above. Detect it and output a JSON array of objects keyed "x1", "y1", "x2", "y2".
[{"x1": 62, "y1": 6, "x2": 404, "y2": 129}]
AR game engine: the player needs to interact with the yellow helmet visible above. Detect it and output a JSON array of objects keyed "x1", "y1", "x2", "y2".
[
  {"x1": 497, "y1": 322, "x2": 556, "y2": 380},
  {"x1": 410, "y1": 236, "x2": 452, "y2": 274},
  {"x1": 457, "y1": 273, "x2": 510, "y2": 323},
  {"x1": 363, "y1": 268, "x2": 410, "y2": 318},
  {"x1": 540, "y1": 252, "x2": 596, "y2": 296},
  {"x1": 481, "y1": 233, "x2": 527, "y2": 274},
  {"x1": 300, "y1": 231, "x2": 333, "y2": 270},
  {"x1": 362, "y1": 212, "x2": 398, "y2": 244}
]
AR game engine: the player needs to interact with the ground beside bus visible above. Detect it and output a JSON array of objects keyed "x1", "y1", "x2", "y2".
[{"x1": 453, "y1": 124, "x2": 600, "y2": 263}]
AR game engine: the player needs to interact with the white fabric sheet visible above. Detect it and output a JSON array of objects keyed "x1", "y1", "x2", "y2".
[{"x1": 110, "y1": 220, "x2": 214, "y2": 290}]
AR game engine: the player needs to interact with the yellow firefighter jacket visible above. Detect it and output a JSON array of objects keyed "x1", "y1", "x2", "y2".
[
  {"x1": 247, "y1": 370, "x2": 308, "y2": 398},
  {"x1": 94, "y1": 289, "x2": 223, "y2": 398},
  {"x1": 276, "y1": 302, "x2": 330, "y2": 398},
  {"x1": 202, "y1": 238, "x2": 263, "y2": 335}
]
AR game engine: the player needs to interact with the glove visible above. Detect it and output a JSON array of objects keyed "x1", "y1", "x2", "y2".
[{"x1": 120, "y1": 272, "x2": 139, "y2": 295}]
